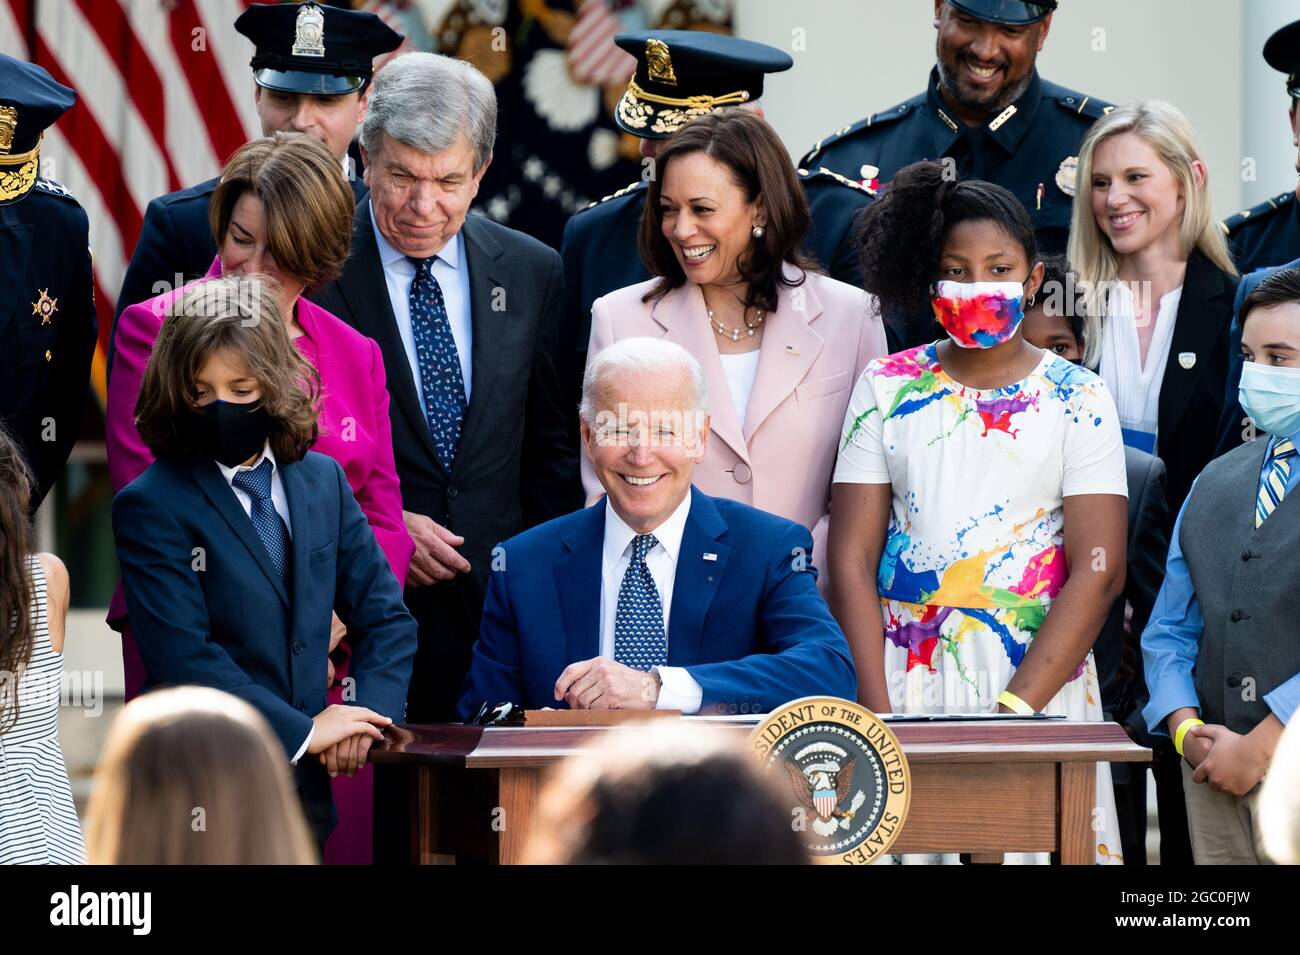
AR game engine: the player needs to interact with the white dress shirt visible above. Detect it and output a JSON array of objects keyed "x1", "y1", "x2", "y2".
[
  {"x1": 216, "y1": 444, "x2": 312, "y2": 763},
  {"x1": 1098, "y1": 281, "x2": 1183, "y2": 445},
  {"x1": 369, "y1": 201, "x2": 474, "y2": 413},
  {"x1": 599, "y1": 492, "x2": 704, "y2": 713},
  {"x1": 719, "y1": 350, "x2": 761, "y2": 431}
]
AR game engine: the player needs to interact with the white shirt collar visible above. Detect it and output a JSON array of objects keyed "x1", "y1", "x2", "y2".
[
  {"x1": 602, "y1": 490, "x2": 693, "y2": 570},
  {"x1": 368, "y1": 200, "x2": 462, "y2": 270},
  {"x1": 217, "y1": 441, "x2": 277, "y2": 486}
]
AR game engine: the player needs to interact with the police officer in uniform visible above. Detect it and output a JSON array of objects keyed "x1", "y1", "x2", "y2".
[
  {"x1": 559, "y1": 30, "x2": 874, "y2": 438},
  {"x1": 1214, "y1": 20, "x2": 1300, "y2": 458},
  {"x1": 1222, "y1": 19, "x2": 1300, "y2": 276},
  {"x1": 802, "y1": 0, "x2": 1109, "y2": 346},
  {"x1": 0, "y1": 55, "x2": 97, "y2": 508},
  {"x1": 111, "y1": 2, "x2": 402, "y2": 329}
]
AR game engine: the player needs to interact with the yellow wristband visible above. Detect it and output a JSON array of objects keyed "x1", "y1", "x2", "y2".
[
  {"x1": 997, "y1": 690, "x2": 1035, "y2": 715},
  {"x1": 1174, "y1": 718, "x2": 1204, "y2": 757}
]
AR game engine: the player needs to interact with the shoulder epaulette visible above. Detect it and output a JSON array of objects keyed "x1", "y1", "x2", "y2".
[
  {"x1": 1221, "y1": 191, "x2": 1294, "y2": 235},
  {"x1": 34, "y1": 177, "x2": 75, "y2": 201},
  {"x1": 583, "y1": 179, "x2": 647, "y2": 210},
  {"x1": 1052, "y1": 91, "x2": 1113, "y2": 121},
  {"x1": 800, "y1": 100, "x2": 915, "y2": 166},
  {"x1": 797, "y1": 165, "x2": 877, "y2": 196}
]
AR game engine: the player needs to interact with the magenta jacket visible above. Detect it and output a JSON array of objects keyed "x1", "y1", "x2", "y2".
[{"x1": 106, "y1": 259, "x2": 413, "y2": 624}]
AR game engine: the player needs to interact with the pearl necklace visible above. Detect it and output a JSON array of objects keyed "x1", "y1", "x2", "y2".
[{"x1": 708, "y1": 307, "x2": 765, "y2": 341}]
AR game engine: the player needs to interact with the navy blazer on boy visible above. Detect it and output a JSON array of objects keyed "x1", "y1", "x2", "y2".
[
  {"x1": 457, "y1": 488, "x2": 857, "y2": 718},
  {"x1": 113, "y1": 449, "x2": 418, "y2": 821}
]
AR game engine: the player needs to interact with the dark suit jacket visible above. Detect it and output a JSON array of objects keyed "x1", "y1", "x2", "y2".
[
  {"x1": 1151, "y1": 250, "x2": 1238, "y2": 520},
  {"x1": 457, "y1": 488, "x2": 858, "y2": 718},
  {"x1": 0, "y1": 179, "x2": 97, "y2": 507},
  {"x1": 1095, "y1": 447, "x2": 1169, "y2": 725},
  {"x1": 1214, "y1": 256, "x2": 1300, "y2": 457},
  {"x1": 113, "y1": 450, "x2": 418, "y2": 829},
  {"x1": 113, "y1": 450, "x2": 417, "y2": 747},
  {"x1": 309, "y1": 206, "x2": 582, "y2": 607},
  {"x1": 109, "y1": 175, "x2": 368, "y2": 379}
]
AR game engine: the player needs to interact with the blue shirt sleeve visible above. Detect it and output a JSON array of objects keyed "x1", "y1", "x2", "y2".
[
  {"x1": 1141, "y1": 485, "x2": 1204, "y2": 736},
  {"x1": 1264, "y1": 674, "x2": 1300, "y2": 725}
]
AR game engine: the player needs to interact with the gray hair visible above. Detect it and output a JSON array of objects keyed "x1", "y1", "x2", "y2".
[
  {"x1": 580, "y1": 337, "x2": 710, "y2": 423},
  {"x1": 360, "y1": 52, "x2": 497, "y2": 171}
]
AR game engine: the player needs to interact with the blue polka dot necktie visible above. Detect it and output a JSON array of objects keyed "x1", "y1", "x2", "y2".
[
  {"x1": 613, "y1": 534, "x2": 668, "y2": 671},
  {"x1": 409, "y1": 256, "x2": 466, "y2": 471},
  {"x1": 231, "y1": 459, "x2": 291, "y2": 585}
]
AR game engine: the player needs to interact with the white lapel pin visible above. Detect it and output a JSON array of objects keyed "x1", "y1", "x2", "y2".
[
  {"x1": 703, "y1": 552, "x2": 718, "y2": 561},
  {"x1": 785, "y1": 345, "x2": 800, "y2": 355},
  {"x1": 1178, "y1": 351, "x2": 1196, "y2": 370}
]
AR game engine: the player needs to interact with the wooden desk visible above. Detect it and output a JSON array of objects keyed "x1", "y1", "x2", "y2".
[{"x1": 370, "y1": 718, "x2": 1150, "y2": 864}]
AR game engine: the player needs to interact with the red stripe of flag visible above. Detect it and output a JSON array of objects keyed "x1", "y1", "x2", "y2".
[
  {"x1": 167, "y1": 0, "x2": 249, "y2": 166},
  {"x1": 76, "y1": 0, "x2": 183, "y2": 194}
]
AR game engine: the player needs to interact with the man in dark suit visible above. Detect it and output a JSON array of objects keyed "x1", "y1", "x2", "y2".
[
  {"x1": 0, "y1": 55, "x2": 97, "y2": 508},
  {"x1": 800, "y1": 0, "x2": 1108, "y2": 348},
  {"x1": 560, "y1": 31, "x2": 874, "y2": 438},
  {"x1": 311, "y1": 52, "x2": 581, "y2": 723},
  {"x1": 110, "y1": 2, "x2": 401, "y2": 328},
  {"x1": 458, "y1": 337, "x2": 856, "y2": 718}
]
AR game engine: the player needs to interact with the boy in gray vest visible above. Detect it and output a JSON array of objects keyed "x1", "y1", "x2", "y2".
[{"x1": 1142, "y1": 267, "x2": 1300, "y2": 864}]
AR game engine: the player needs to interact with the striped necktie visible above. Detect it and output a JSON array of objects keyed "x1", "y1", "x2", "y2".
[{"x1": 1256, "y1": 439, "x2": 1298, "y2": 527}]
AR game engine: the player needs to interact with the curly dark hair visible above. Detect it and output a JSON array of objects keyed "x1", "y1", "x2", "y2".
[
  {"x1": 856, "y1": 159, "x2": 1037, "y2": 319},
  {"x1": 639, "y1": 109, "x2": 817, "y2": 313}
]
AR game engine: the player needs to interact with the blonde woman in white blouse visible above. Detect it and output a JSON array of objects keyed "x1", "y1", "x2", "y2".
[{"x1": 1068, "y1": 100, "x2": 1239, "y2": 519}]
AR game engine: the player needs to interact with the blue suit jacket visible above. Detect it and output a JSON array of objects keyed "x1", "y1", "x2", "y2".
[
  {"x1": 1214, "y1": 256, "x2": 1300, "y2": 457},
  {"x1": 113, "y1": 450, "x2": 418, "y2": 758},
  {"x1": 457, "y1": 488, "x2": 857, "y2": 719}
]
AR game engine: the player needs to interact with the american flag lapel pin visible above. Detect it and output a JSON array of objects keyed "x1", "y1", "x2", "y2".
[{"x1": 703, "y1": 552, "x2": 718, "y2": 561}]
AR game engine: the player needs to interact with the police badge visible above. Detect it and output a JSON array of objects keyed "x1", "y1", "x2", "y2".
[
  {"x1": 750, "y1": 697, "x2": 911, "y2": 864},
  {"x1": 292, "y1": 4, "x2": 326, "y2": 58},
  {"x1": 1056, "y1": 156, "x2": 1078, "y2": 197}
]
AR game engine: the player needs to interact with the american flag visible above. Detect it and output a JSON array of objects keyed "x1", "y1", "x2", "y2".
[
  {"x1": 0, "y1": 0, "x2": 408, "y2": 409},
  {"x1": 0, "y1": 0, "x2": 265, "y2": 407}
]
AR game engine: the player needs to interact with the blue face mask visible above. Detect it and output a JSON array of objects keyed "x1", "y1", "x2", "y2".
[{"x1": 1239, "y1": 360, "x2": 1300, "y2": 438}]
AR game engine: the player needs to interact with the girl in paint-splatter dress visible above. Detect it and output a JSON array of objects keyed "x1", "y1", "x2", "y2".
[{"x1": 826, "y1": 161, "x2": 1128, "y2": 864}]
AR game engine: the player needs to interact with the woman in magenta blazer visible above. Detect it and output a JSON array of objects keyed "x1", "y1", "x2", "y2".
[
  {"x1": 583, "y1": 111, "x2": 887, "y2": 568},
  {"x1": 106, "y1": 134, "x2": 411, "y2": 864}
]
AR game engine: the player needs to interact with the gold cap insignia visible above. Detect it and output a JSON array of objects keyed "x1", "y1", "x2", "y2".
[
  {"x1": 1055, "y1": 155, "x2": 1078, "y2": 197},
  {"x1": 32, "y1": 289, "x2": 58, "y2": 325},
  {"x1": 0, "y1": 105, "x2": 16, "y2": 154},
  {"x1": 645, "y1": 38, "x2": 677, "y2": 86},
  {"x1": 292, "y1": 3, "x2": 326, "y2": 58}
]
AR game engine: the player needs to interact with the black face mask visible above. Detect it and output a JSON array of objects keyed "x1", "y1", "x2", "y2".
[{"x1": 180, "y1": 400, "x2": 272, "y2": 468}]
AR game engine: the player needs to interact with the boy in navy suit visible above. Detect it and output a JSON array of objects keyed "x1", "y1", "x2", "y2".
[
  {"x1": 458, "y1": 337, "x2": 856, "y2": 718},
  {"x1": 114, "y1": 277, "x2": 417, "y2": 848}
]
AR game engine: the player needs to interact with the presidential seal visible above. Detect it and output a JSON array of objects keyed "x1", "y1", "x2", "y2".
[{"x1": 750, "y1": 697, "x2": 910, "y2": 864}]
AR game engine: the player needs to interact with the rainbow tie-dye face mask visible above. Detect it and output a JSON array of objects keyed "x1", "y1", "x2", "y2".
[{"x1": 931, "y1": 280, "x2": 1026, "y2": 349}]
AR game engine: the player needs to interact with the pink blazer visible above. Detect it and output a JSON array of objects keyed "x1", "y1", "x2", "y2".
[
  {"x1": 584, "y1": 265, "x2": 888, "y2": 556},
  {"x1": 106, "y1": 258, "x2": 413, "y2": 623}
]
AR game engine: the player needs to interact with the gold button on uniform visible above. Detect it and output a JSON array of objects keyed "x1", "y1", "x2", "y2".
[{"x1": 44, "y1": 350, "x2": 52, "y2": 362}]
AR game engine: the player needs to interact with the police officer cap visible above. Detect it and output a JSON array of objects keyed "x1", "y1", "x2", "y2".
[
  {"x1": 613, "y1": 30, "x2": 792, "y2": 140},
  {"x1": 0, "y1": 54, "x2": 76, "y2": 205},
  {"x1": 1264, "y1": 19, "x2": 1300, "y2": 98},
  {"x1": 945, "y1": 0, "x2": 1058, "y2": 26},
  {"x1": 235, "y1": 2, "x2": 403, "y2": 96}
]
